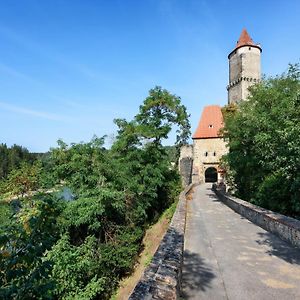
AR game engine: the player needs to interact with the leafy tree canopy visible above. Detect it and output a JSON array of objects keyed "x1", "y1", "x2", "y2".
[
  {"x1": 0, "y1": 144, "x2": 37, "y2": 180},
  {"x1": 222, "y1": 63, "x2": 300, "y2": 217},
  {"x1": 0, "y1": 86, "x2": 190, "y2": 299}
]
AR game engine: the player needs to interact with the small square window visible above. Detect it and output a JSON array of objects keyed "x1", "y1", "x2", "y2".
[{"x1": 208, "y1": 124, "x2": 213, "y2": 128}]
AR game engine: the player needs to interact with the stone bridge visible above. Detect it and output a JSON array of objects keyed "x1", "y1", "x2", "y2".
[{"x1": 129, "y1": 184, "x2": 300, "y2": 300}]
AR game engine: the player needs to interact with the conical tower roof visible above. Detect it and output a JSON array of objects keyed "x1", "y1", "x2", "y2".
[
  {"x1": 236, "y1": 28, "x2": 255, "y2": 48},
  {"x1": 228, "y1": 28, "x2": 262, "y2": 58}
]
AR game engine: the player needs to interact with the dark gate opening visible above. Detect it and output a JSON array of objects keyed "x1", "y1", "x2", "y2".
[{"x1": 205, "y1": 167, "x2": 217, "y2": 183}]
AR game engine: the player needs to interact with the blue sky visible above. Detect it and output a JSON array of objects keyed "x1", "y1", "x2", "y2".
[{"x1": 0, "y1": 0, "x2": 299, "y2": 152}]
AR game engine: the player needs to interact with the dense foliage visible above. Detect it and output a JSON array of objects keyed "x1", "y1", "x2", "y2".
[
  {"x1": 0, "y1": 144, "x2": 38, "y2": 180},
  {"x1": 222, "y1": 64, "x2": 300, "y2": 217},
  {"x1": 0, "y1": 86, "x2": 190, "y2": 299}
]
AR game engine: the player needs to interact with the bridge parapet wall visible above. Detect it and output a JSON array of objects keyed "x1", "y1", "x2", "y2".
[
  {"x1": 179, "y1": 145, "x2": 193, "y2": 187},
  {"x1": 213, "y1": 185, "x2": 300, "y2": 248},
  {"x1": 129, "y1": 184, "x2": 194, "y2": 300}
]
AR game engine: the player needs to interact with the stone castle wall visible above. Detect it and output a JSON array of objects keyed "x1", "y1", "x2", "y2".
[
  {"x1": 179, "y1": 145, "x2": 193, "y2": 187},
  {"x1": 129, "y1": 184, "x2": 194, "y2": 300},
  {"x1": 193, "y1": 138, "x2": 227, "y2": 183},
  {"x1": 179, "y1": 145, "x2": 193, "y2": 160},
  {"x1": 228, "y1": 46, "x2": 261, "y2": 104}
]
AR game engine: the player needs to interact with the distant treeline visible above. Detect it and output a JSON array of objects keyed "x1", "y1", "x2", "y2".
[{"x1": 0, "y1": 144, "x2": 40, "y2": 180}]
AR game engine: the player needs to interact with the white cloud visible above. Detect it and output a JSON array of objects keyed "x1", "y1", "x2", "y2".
[{"x1": 0, "y1": 101, "x2": 72, "y2": 122}]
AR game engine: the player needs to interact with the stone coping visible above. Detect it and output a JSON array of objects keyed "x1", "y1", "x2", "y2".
[
  {"x1": 129, "y1": 184, "x2": 194, "y2": 300},
  {"x1": 213, "y1": 184, "x2": 300, "y2": 248}
]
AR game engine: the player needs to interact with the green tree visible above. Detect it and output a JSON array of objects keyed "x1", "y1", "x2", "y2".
[
  {"x1": 1, "y1": 162, "x2": 42, "y2": 198},
  {"x1": 49, "y1": 136, "x2": 107, "y2": 195},
  {"x1": 135, "y1": 86, "x2": 190, "y2": 146},
  {"x1": 223, "y1": 64, "x2": 300, "y2": 217},
  {"x1": 46, "y1": 86, "x2": 190, "y2": 299},
  {"x1": 0, "y1": 86, "x2": 190, "y2": 300},
  {"x1": 0, "y1": 194, "x2": 64, "y2": 299},
  {"x1": 0, "y1": 144, "x2": 37, "y2": 180},
  {"x1": 112, "y1": 86, "x2": 190, "y2": 223}
]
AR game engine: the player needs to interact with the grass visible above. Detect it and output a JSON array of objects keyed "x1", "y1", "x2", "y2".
[{"x1": 143, "y1": 251, "x2": 153, "y2": 267}]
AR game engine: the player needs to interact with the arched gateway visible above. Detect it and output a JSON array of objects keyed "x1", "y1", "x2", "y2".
[{"x1": 205, "y1": 167, "x2": 217, "y2": 183}]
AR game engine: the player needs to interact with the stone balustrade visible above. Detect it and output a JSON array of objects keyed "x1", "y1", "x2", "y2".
[{"x1": 213, "y1": 184, "x2": 300, "y2": 248}]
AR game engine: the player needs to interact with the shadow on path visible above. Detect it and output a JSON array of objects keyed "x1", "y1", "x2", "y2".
[
  {"x1": 205, "y1": 185, "x2": 222, "y2": 203},
  {"x1": 181, "y1": 250, "x2": 216, "y2": 298},
  {"x1": 256, "y1": 231, "x2": 300, "y2": 265},
  {"x1": 207, "y1": 185, "x2": 300, "y2": 266}
]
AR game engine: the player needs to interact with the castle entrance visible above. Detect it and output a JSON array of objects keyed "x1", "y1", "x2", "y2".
[{"x1": 205, "y1": 167, "x2": 217, "y2": 183}]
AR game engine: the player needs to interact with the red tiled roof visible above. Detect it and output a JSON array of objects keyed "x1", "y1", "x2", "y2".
[
  {"x1": 192, "y1": 105, "x2": 224, "y2": 139},
  {"x1": 235, "y1": 28, "x2": 255, "y2": 48},
  {"x1": 228, "y1": 28, "x2": 262, "y2": 58}
]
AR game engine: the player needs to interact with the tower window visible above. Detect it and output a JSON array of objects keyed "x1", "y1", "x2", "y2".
[
  {"x1": 213, "y1": 151, "x2": 216, "y2": 156},
  {"x1": 204, "y1": 152, "x2": 208, "y2": 157},
  {"x1": 208, "y1": 124, "x2": 213, "y2": 128},
  {"x1": 249, "y1": 47, "x2": 251, "y2": 50}
]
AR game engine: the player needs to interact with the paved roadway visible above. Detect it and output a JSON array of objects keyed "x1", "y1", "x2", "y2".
[{"x1": 181, "y1": 184, "x2": 300, "y2": 300}]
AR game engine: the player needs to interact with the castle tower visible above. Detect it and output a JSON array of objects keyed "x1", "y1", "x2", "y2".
[
  {"x1": 227, "y1": 28, "x2": 262, "y2": 104},
  {"x1": 179, "y1": 29, "x2": 263, "y2": 186}
]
